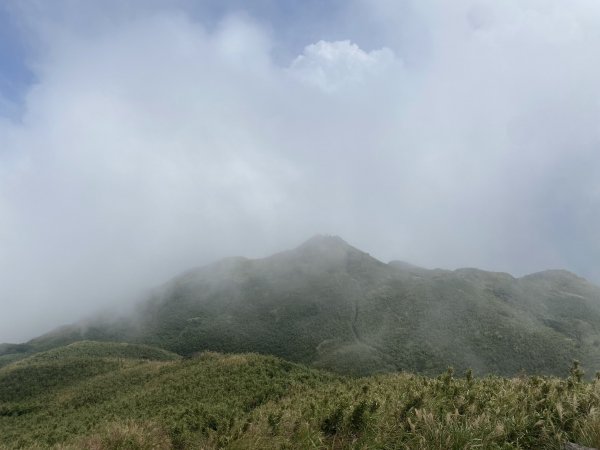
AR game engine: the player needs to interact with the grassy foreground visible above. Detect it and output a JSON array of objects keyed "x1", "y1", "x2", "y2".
[{"x1": 2, "y1": 342, "x2": 600, "y2": 449}]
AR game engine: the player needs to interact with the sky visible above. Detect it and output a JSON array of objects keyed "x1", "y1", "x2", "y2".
[{"x1": 1, "y1": 0, "x2": 600, "y2": 342}]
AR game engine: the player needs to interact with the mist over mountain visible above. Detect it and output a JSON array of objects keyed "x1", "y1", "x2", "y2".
[
  {"x1": 4, "y1": 235, "x2": 600, "y2": 378},
  {"x1": 3, "y1": 1, "x2": 600, "y2": 344}
]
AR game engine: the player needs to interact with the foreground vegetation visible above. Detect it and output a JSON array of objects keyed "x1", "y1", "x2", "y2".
[{"x1": 2, "y1": 341, "x2": 600, "y2": 449}]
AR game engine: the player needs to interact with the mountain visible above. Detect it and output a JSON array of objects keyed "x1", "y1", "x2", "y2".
[{"x1": 3, "y1": 235, "x2": 600, "y2": 377}]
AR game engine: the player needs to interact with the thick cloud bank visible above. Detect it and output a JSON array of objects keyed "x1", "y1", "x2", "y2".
[{"x1": 1, "y1": 0, "x2": 600, "y2": 341}]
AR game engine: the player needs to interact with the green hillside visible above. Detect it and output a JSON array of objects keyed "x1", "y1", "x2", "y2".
[
  {"x1": 1, "y1": 342, "x2": 600, "y2": 449},
  {"x1": 5, "y1": 235, "x2": 600, "y2": 377},
  {"x1": 118, "y1": 235, "x2": 600, "y2": 376}
]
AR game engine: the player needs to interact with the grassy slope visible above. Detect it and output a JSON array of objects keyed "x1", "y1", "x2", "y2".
[
  {"x1": 0, "y1": 342, "x2": 333, "y2": 449},
  {"x1": 5, "y1": 236, "x2": 600, "y2": 377},
  {"x1": 2, "y1": 342, "x2": 600, "y2": 449}
]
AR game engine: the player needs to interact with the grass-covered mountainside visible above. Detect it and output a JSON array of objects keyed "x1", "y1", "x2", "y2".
[
  {"x1": 1, "y1": 341, "x2": 600, "y2": 449},
  {"x1": 4, "y1": 235, "x2": 600, "y2": 377}
]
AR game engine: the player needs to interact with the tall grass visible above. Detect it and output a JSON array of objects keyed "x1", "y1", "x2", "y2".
[{"x1": 3, "y1": 345, "x2": 600, "y2": 449}]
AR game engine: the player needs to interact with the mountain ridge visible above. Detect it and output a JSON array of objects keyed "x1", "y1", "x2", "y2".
[{"x1": 2, "y1": 235, "x2": 600, "y2": 377}]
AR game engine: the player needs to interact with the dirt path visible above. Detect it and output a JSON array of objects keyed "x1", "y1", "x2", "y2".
[{"x1": 335, "y1": 273, "x2": 399, "y2": 370}]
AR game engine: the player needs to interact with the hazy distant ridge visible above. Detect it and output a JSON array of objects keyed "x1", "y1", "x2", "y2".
[{"x1": 3, "y1": 235, "x2": 600, "y2": 377}]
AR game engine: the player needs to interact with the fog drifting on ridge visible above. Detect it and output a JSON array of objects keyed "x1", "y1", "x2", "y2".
[{"x1": 1, "y1": 0, "x2": 600, "y2": 342}]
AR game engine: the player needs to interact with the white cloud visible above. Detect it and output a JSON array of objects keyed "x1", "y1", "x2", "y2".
[
  {"x1": 0, "y1": 13, "x2": 301, "y2": 341},
  {"x1": 289, "y1": 40, "x2": 398, "y2": 91}
]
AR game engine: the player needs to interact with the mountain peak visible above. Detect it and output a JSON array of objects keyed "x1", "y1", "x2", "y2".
[
  {"x1": 297, "y1": 234, "x2": 351, "y2": 251},
  {"x1": 288, "y1": 234, "x2": 386, "y2": 270}
]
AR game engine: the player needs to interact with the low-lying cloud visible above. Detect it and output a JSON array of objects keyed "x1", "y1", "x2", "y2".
[{"x1": 1, "y1": 0, "x2": 600, "y2": 341}]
